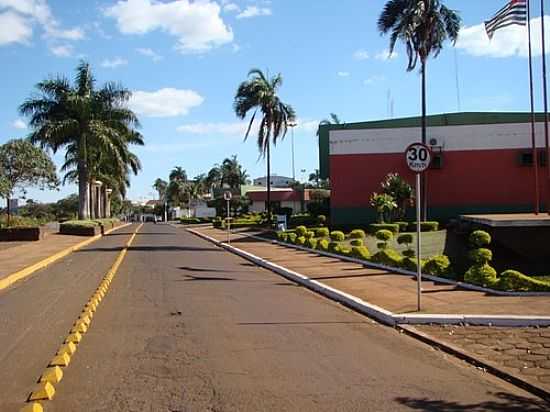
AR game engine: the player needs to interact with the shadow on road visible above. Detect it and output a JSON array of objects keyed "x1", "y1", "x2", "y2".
[
  {"x1": 179, "y1": 266, "x2": 233, "y2": 273},
  {"x1": 80, "y1": 246, "x2": 220, "y2": 253},
  {"x1": 395, "y1": 392, "x2": 549, "y2": 411},
  {"x1": 237, "y1": 321, "x2": 369, "y2": 326},
  {"x1": 179, "y1": 275, "x2": 235, "y2": 282}
]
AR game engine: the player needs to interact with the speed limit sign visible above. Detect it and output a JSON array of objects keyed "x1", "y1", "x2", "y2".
[
  {"x1": 405, "y1": 143, "x2": 432, "y2": 173},
  {"x1": 223, "y1": 191, "x2": 232, "y2": 201}
]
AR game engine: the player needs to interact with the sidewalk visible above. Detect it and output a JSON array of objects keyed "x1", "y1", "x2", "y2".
[{"x1": 193, "y1": 226, "x2": 550, "y2": 397}]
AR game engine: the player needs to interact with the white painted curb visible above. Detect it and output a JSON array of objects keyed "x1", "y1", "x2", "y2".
[{"x1": 188, "y1": 229, "x2": 550, "y2": 327}]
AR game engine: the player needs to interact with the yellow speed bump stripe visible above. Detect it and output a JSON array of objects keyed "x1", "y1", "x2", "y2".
[
  {"x1": 0, "y1": 223, "x2": 132, "y2": 292},
  {"x1": 22, "y1": 223, "x2": 143, "y2": 410}
]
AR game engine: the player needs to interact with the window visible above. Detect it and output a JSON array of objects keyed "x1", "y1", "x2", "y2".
[{"x1": 518, "y1": 150, "x2": 547, "y2": 167}]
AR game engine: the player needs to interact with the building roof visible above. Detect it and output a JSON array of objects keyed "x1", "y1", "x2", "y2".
[{"x1": 247, "y1": 189, "x2": 303, "y2": 202}]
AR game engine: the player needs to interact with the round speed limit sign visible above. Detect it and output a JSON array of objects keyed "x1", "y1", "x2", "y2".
[
  {"x1": 223, "y1": 191, "x2": 232, "y2": 201},
  {"x1": 405, "y1": 143, "x2": 432, "y2": 173}
]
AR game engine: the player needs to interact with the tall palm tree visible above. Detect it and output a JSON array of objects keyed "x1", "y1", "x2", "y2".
[
  {"x1": 169, "y1": 167, "x2": 187, "y2": 183},
  {"x1": 153, "y1": 178, "x2": 168, "y2": 201},
  {"x1": 378, "y1": 0, "x2": 461, "y2": 219},
  {"x1": 234, "y1": 69, "x2": 296, "y2": 223},
  {"x1": 220, "y1": 155, "x2": 249, "y2": 189},
  {"x1": 316, "y1": 113, "x2": 342, "y2": 136},
  {"x1": 20, "y1": 60, "x2": 142, "y2": 219}
]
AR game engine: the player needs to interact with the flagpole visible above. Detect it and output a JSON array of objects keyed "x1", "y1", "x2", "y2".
[
  {"x1": 541, "y1": 0, "x2": 550, "y2": 214},
  {"x1": 528, "y1": 0, "x2": 540, "y2": 214}
]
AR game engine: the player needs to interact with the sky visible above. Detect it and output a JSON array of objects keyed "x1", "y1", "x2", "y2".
[{"x1": 1, "y1": 0, "x2": 549, "y2": 204}]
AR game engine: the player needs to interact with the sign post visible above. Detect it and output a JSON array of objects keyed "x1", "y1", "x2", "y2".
[
  {"x1": 223, "y1": 191, "x2": 232, "y2": 245},
  {"x1": 405, "y1": 143, "x2": 432, "y2": 312}
]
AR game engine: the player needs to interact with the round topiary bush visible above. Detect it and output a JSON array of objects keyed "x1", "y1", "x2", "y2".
[
  {"x1": 349, "y1": 229, "x2": 366, "y2": 239},
  {"x1": 423, "y1": 255, "x2": 453, "y2": 278},
  {"x1": 328, "y1": 241, "x2": 342, "y2": 254},
  {"x1": 330, "y1": 231, "x2": 345, "y2": 241},
  {"x1": 306, "y1": 238, "x2": 318, "y2": 250},
  {"x1": 350, "y1": 239, "x2": 364, "y2": 247},
  {"x1": 295, "y1": 226, "x2": 308, "y2": 237},
  {"x1": 402, "y1": 249, "x2": 416, "y2": 258},
  {"x1": 317, "y1": 215, "x2": 327, "y2": 226},
  {"x1": 351, "y1": 245, "x2": 371, "y2": 260},
  {"x1": 397, "y1": 233, "x2": 414, "y2": 246},
  {"x1": 464, "y1": 264, "x2": 497, "y2": 287},
  {"x1": 469, "y1": 230, "x2": 491, "y2": 248},
  {"x1": 316, "y1": 227, "x2": 330, "y2": 238},
  {"x1": 468, "y1": 248, "x2": 493, "y2": 265},
  {"x1": 296, "y1": 236, "x2": 306, "y2": 246},
  {"x1": 318, "y1": 239, "x2": 330, "y2": 251},
  {"x1": 375, "y1": 229, "x2": 393, "y2": 242},
  {"x1": 287, "y1": 233, "x2": 297, "y2": 244},
  {"x1": 305, "y1": 231, "x2": 315, "y2": 239}
]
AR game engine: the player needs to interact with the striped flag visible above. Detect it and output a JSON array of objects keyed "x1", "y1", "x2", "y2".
[{"x1": 485, "y1": 0, "x2": 527, "y2": 39}]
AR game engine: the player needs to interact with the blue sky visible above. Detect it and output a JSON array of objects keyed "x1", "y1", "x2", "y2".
[{"x1": 1, "y1": 0, "x2": 548, "y2": 204}]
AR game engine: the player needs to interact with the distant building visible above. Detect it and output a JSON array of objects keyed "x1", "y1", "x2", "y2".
[
  {"x1": 245, "y1": 188, "x2": 323, "y2": 214},
  {"x1": 253, "y1": 175, "x2": 295, "y2": 188}
]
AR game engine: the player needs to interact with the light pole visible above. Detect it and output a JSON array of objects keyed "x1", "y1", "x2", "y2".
[{"x1": 289, "y1": 122, "x2": 297, "y2": 183}]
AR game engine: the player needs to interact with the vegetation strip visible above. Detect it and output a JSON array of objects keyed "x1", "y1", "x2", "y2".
[
  {"x1": 0, "y1": 223, "x2": 131, "y2": 292},
  {"x1": 20, "y1": 223, "x2": 142, "y2": 412}
]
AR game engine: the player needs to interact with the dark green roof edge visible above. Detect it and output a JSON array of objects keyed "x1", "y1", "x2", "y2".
[{"x1": 318, "y1": 112, "x2": 547, "y2": 180}]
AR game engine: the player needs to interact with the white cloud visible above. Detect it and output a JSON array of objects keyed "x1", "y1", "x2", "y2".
[
  {"x1": 12, "y1": 118, "x2": 27, "y2": 129},
  {"x1": 0, "y1": 11, "x2": 32, "y2": 45},
  {"x1": 353, "y1": 49, "x2": 369, "y2": 60},
  {"x1": 136, "y1": 47, "x2": 163, "y2": 62},
  {"x1": 101, "y1": 57, "x2": 128, "y2": 69},
  {"x1": 337, "y1": 71, "x2": 350, "y2": 77},
  {"x1": 456, "y1": 16, "x2": 550, "y2": 58},
  {"x1": 104, "y1": 0, "x2": 233, "y2": 53},
  {"x1": 236, "y1": 6, "x2": 271, "y2": 19},
  {"x1": 375, "y1": 49, "x2": 398, "y2": 61},
  {"x1": 177, "y1": 118, "x2": 319, "y2": 136},
  {"x1": 223, "y1": 3, "x2": 240, "y2": 13},
  {"x1": 364, "y1": 75, "x2": 386, "y2": 85},
  {"x1": 0, "y1": 0, "x2": 84, "y2": 45},
  {"x1": 50, "y1": 44, "x2": 73, "y2": 57},
  {"x1": 129, "y1": 88, "x2": 204, "y2": 117}
]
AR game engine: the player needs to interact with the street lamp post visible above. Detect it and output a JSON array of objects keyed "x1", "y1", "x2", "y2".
[{"x1": 289, "y1": 122, "x2": 297, "y2": 183}]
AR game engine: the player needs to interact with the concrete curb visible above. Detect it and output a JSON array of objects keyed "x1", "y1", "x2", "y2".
[
  {"x1": 188, "y1": 229, "x2": 550, "y2": 328},
  {"x1": 0, "y1": 223, "x2": 132, "y2": 292},
  {"x1": 397, "y1": 325, "x2": 550, "y2": 403}
]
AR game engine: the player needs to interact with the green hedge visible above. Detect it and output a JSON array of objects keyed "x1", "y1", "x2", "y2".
[
  {"x1": 409, "y1": 221, "x2": 439, "y2": 232},
  {"x1": 349, "y1": 229, "x2": 366, "y2": 239},
  {"x1": 316, "y1": 227, "x2": 330, "y2": 238},
  {"x1": 61, "y1": 220, "x2": 101, "y2": 229},
  {"x1": 371, "y1": 249, "x2": 403, "y2": 267},
  {"x1": 368, "y1": 223, "x2": 399, "y2": 234},
  {"x1": 423, "y1": 255, "x2": 453, "y2": 278},
  {"x1": 351, "y1": 246, "x2": 371, "y2": 260},
  {"x1": 498, "y1": 270, "x2": 550, "y2": 292},
  {"x1": 330, "y1": 231, "x2": 345, "y2": 241}
]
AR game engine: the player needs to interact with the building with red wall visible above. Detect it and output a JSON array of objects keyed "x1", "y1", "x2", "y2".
[{"x1": 318, "y1": 112, "x2": 548, "y2": 225}]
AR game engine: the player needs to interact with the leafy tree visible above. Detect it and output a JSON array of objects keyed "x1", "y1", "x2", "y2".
[
  {"x1": 317, "y1": 113, "x2": 342, "y2": 136},
  {"x1": 370, "y1": 192, "x2": 398, "y2": 223},
  {"x1": 0, "y1": 139, "x2": 59, "y2": 225},
  {"x1": 220, "y1": 155, "x2": 249, "y2": 189},
  {"x1": 169, "y1": 167, "x2": 187, "y2": 183},
  {"x1": 53, "y1": 194, "x2": 79, "y2": 220},
  {"x1": 381, "y1": 173, "x2": 413, "y2": 220},
  {"x1": 20, "y1": 60, "x2": 143, "y2": 220},
  {"x1": 153, "y1": 178, "x2": 168, "y2": 202},
  {"x1": 234, "y1": 68, "x2": 296, "y2": 224},
  {"x1": 378, "y1": 0, "x2": 461, "y2": 219}
]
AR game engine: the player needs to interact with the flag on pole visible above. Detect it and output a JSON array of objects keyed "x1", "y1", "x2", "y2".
[{"x1": 485, "y1": 0, "x2": 527, "y2": 39}]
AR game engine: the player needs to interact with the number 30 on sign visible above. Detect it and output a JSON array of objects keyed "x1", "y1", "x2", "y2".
[{"x1": 405, "y1": 143, "x2": 432, "y2": 173}]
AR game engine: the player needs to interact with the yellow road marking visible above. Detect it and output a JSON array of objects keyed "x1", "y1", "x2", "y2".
[
  {"x1": 21, "y1": 223, "x2": 143, "y2": 411},
  {"x1": 0, "y1": 223, "x2": 133, "y2": 291}
]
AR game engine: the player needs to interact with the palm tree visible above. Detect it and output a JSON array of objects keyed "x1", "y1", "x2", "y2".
[
  {"x1": 234, "y1": 69, "x2": 296, "y2": 223},
  {"x1": 20, "y1": 60, "x2": 142, "y2": 219},
  {"x1": 220, "y1": 155, "x2": 249, "y2": 189},
  {"x1": 169, "y1": 167, "x2": 187, "y2": 183},
  {"x1": 378, "y1": 0, "x2": 461, "y2": 219},
  {"x1": 316, "y1": 113, "x2": 342, "y2": 136},
  {"x1": 153, "y1": 178, "x2": 168, "y2": 201}
]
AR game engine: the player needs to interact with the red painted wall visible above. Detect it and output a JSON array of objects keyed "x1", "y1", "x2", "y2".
[{"x1": 330, "y1": 149, "x2": 548, "y2": 208}]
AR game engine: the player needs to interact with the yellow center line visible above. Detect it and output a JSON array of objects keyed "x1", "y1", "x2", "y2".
[{"x1": 20, "y1": 223, "x2": 144, "y2": 412}]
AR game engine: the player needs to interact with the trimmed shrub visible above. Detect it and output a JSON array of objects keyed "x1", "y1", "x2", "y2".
[
  {"x1": 349, "y1": 229, "x2": 366, "y2": 239},
  {"x1": 276, "y1": 231, "x2": 286, "y2": 241},
  {"x1": 305, "y1": 231, "x2": 315, "y2": 239},
  {"x1": 369, "y1": 223, "x2": 399, "y2": 234},
  {"x1": 350, "y1": 239, "x2": 364, "y2": 247},
  {"x1": 423, "y1": 255, "x2": 453, "y2": 278},
  {"x1": 395, "y1": 221, "x2": 409, "y2": 232},
  {"x1": 318, "y1": 239, "x2": 330, "y2": 252},
  {"x1": 409, "y1": 221, "x2": 439, "y2": 232},
  {"x1": 295, "y1": 226, "x2": 308, "y2": 237},
  {"x1": 328, "y1": 241, "x2": 342, "y2": 254},
  {"x1": 376, "y1": 229, "x2": 393, "y2": 242},
  {"x1": 296, "y1": 236, "x2": 306, "y2": 246},
  {"x1": 351, "y1": 246, "x2": 371, "y2": 260},
  {"x1": 287, "y1": 233, "x2": 297, "y2": 244},
  {"x1": 401, "y1": 257, "x2": 419, "y2": 272},
  {"x1": 317, "y1": 215, "x2": 327, "y2": 226},
  {"x1": 397, "y1": 233, "x2": 414, "y2": 246},
  {"x1": 468, "y1": 248, "x2": 493, "y2": 265},
  {"x1": 340, "y1": 247, "x2": 352, "y2": 257},
  {"x1": 371, "y1": 249, "x2": 403, "y2": 267},
  {"x1": 469, "y1": 230, "x2": 492, "y2": 248},
  {"x1": 464, "y1": 264, "x2": 497, "y2": 288},
  {"x1": 402, "y1": 249, "x2": 416, "y2": 258},
  {"x1": 306, "y1": 238, "x2": 318, "y2": 249},
  {"x1": 330, "y1": 231, "x2": 345, "y2": 241},
  {"x1": 498, "y1": 270, "x2": 550, "y2": 292},
  {"x1": 377, "y1": 242, "x2": 388, "y2": 250},
  {"x1": 316, "y1": 227, "x2": 330, "y2": 238}
]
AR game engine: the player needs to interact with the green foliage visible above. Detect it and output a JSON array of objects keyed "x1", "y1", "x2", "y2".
[
  {"x1": 287, "y1": 233, "x2": 297, "y2": 244},
  {"x1": 349, "y1": 229, "x2": 366, "y2": 239},
  {"x1": 402, "y1": 249, "x2": 416, "y2": 258},
  {"x1": 306, "y1": 237, "x2": 318, "y2": 249},
  {"x1": 295, "y1": 225, "x2": 308, "y2": 237},
  {"x1": 498, "y1": 270, "x2": 550, "y2": 292},
  {"x1": 340, "y1": 247, "x2": 352, "y2": 257},
  {"x1": 401, "y1": 257, "x2": 419, "y2": 272},
  {"x1": 318, "y1": 239, "x2": 330, "y2": 252},
  {"x1": 0, "y1": 214, "x2": 44, "y2": 229},
  {"x1": 397, "y1": 233, "x2": 414, "y2": 246},
  {"x1": 296, "y1": 236, "x2": 306, "y2": 246},
  {"x1": 375, "y1": 229, "x2": 393, "y2": 242},
  {"x1": 317, "y1": 214, "x2": 327, "y2": 226},
  {"x1": 277, "y1": 231, "x2": 286, "y2": 241},
  {"x1": 381, "y1": 173, "x2": 413, "y2": 220},
  {"x1": 350, "y1": 239, "x2": 364, "y2": 247},
  {"x1": 468, "y1": 248, "x2": 493, "y2": 265},
  {"x1": 289, "y1": 214, "x2": 318, "y2": 228},
  {"x1": 305, "y1": 231, "x2": 315, "y2": 239},
  {"x1": 371, "y1": 248, "x2": 403, "y2": 267},
  {"x1": 316, "y1": 227, "x2": 330, "y2": 238},
  {"x1": 409, "y1": 221, "x2": 440, "y2": 232},
  {"x1": 469, "y1": 230, "x2": 492, "y2": 248},
  {"x1": 330, "y1": 231, "x2": 345, "y2": 241},
  {"x1": 351, "y1": 246, "x2": 371, "y2": 260},
  {"x1": 423, "y1": 255, "x2": 453, "y2": 278},
  {"x1": 369, "y1": 192, "x2": 397, "y2": 223},
  {"x1": 377, "y1": 242, "x2": 388, "y2": 250},
  {"x1": 369, "y1": 223, "x2": 399, "y2": 234},
  {"x1": 61, "y1": 220, "x2": 101, "y2": 229},
  {"x1": 464, "y1": 264, "x2": 497, "y2": 287},
  {"x1": 395, "y1": 221, "x2": 409, "y2": 232}
]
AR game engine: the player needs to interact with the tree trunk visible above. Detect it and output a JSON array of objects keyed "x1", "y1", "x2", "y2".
[
  {"x1": 267, "y1": 139, "x2": 272, "y2": 226},
  {"x1": 421, "y1": 60, "x2": 429, "y2": 222},
  {"x1": 78, "y1": 159, "x2": 90, "y2": 220},
  {"x1": 6, "y1": 196, "x2": 11, "y2": 227}
]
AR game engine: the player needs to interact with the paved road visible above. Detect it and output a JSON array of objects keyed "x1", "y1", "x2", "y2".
[{"x1": 0, "y1": 223, "x2": 548, "y2": 411}]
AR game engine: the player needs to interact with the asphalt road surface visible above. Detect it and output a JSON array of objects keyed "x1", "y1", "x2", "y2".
[{"x1": 0, "y1": 223, "x2": 548, "y2": 411}]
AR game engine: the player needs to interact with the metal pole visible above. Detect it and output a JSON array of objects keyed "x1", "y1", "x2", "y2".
[
  {"x1": 416, "y1": 173, "x2": 422, "y2": 312},
  {"x1": 227, "y1": 199, "x2": 230, "y2": 245},
  {"x1": 528, "y1": 0, "x2": 540, "y2": 214},
  {"x1": 541, "y1": 0, "x2": 550, "y2": 213},
  {"x1": 291, "y1": 125, "x2": 296, "y2": 182}
]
